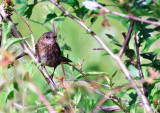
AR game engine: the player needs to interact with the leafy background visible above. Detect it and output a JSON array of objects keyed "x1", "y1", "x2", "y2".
[{"x1": 0, "y1": 0, "x2": 160, "y2": 113}]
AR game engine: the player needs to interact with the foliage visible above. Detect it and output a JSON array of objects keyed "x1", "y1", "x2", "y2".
[{"x1": 0, "y1": 0, "x2": 160, "y2": 113}]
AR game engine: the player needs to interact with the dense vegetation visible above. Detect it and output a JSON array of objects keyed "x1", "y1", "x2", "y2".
[{"x1": 0, "y1": 0, "x2": 160, "y2": 112}]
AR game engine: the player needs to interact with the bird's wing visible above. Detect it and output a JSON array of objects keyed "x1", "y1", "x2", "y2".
[
  {"x1": 35, "y1": 43, "x2": 41, "y2": 62},
  {"x1": 52, "y1": 43, "x2": 61, "y2": 56}
]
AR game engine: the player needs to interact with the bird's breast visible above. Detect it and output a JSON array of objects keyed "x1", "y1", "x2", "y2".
[{"x1": 36, "y1": 43, "x2": 61, "y2": 67}]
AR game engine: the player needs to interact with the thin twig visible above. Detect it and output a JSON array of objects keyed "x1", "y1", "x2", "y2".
[
  {"x1": 0, "y1": 5, "x2": 58, "y2": 94},
  {"x1": 100, "y1": 106, "x2": 121, "y2": 112},
  {"x1": 121, "y1": 32, "x2": 137, "y2": 65},
  {"x1": 118, "y1": 21, "x2": 134, "y2": 57},
  {"x1": 97, "y1": 3, "x2": 160, "y2": 26},
  {"x1": 9, "y1": 6, "x2": 36, "y2": 54},
  {"x1": 49, "y1": 1, "x2": 152, "y2": 112},
  {"x1": 134, "y1": 35, "x2": 148, "y2": 97},
  {"x1": 93, "y1": 48, "x2": 104, "y2": 50}
]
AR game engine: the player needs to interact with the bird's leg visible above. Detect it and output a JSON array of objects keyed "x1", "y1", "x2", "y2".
[
  {"x1": 50, "y1": 67, "x2": 56, "y2": 80},
  {"x1": 47, "y1": 67, "x2": 56, "y2": 84}
]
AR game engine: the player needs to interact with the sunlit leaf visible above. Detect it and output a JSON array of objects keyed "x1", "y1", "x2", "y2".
[
  {"x1": 24, "y1": 4, "x2": 36, "y2": 18},
  {"x1": 61, "y1": 0, "x2": 79, "y2": 7},
  {"x1": 61, "y1": 43, "x2": 71, "y2": 51},
  {"x1": 128, "y1": 64, "x2": 139, "y2": 78},
  {"x1": 82, "y1": 1, "x2": 98, "y2": 10},
  {"x1": 142, "y1": 34, "x2": 160, "y2": 53},
  {"x1": 153, "y1": 48, "x2": 160, "y2": 54},
  {"x1": 7, "y1": 90, "x2": 14, "y2": 100},
  {"x1": 105, "y1": 34, "x2": 122, "y2": 47},
  {"x1": 4, "y1": 37, "x2": 29, "y2": 50},
  {"x1": 73, "y1": 88, "x2": 81, "y2": 105},
  {"x1": 76, "y1": 72, "x2": 108, "y2": 79},
  {"x1": 2, "y1": 21, "x2": 12, "y2": 45}
]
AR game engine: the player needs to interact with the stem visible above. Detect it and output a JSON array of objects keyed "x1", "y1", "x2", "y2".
[
  {"x1": 10, "y1": 6, "x2": 36, "y2": 54},
  {"x1": 118, "y1": 21, "x2": 134, "y2": 57},
  {"x1": 134, "y1": 36, "x2": 148, "y2": 97}
]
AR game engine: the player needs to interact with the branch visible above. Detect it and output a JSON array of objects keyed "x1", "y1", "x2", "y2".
[
  {"x1": 118, "y1": 21, "x2": 134, "y2": 57},
  {"x1": 100, "y1": 106, "x2": 121, "y2": 112},
  {"x1": 0, "y1": 5, "x2": 58, "y2": 94},
  {"x1": 134, "y1": 35, "x2": 148, "y2": 97},
  {"x1": 93, "y1": 48, "x2": 104, "y2": 50},
  {"x1": 97, "y1": 3, "x2": 160, "y2": 26},
  {"x1": 49, "y1": 1, "x2": 153, "y2": 112},
  {"x1": 9, "y1": 6, "x2": 35, "y2": 54}
]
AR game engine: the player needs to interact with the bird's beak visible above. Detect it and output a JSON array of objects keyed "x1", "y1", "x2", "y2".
[
  {"x1": 53, "y1": 36, "x2": 57, "y2": 38},
  {"x1": 53, "y1": 36, "x2": 58, "y2": 43}
]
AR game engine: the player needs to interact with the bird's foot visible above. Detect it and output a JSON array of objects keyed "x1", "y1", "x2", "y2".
[{"x1": 46, "y1": 74, "x2": 54, "y2": 84}]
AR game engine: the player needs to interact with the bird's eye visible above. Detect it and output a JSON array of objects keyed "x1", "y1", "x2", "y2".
[{"x1": 46, "y1": 36, "x2": 50, "y2": 39}]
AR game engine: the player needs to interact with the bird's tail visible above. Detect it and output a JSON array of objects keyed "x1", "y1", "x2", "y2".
[{"x1": 60, "y1": 56, "x2": 72, "y2": 64}]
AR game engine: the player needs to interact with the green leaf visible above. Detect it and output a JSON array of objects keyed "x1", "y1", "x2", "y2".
[
  {"x1": 27, "y1": 60, "x2": 34, "y2": 76},
  {"x1": 76, "y1": 72, "x2": 108, "y2": 79},
  {"x1": 15, "y1": 0, "x2": 27, "y2": 4},
  {"x1": 1, "y1": 92, "x2": 8, "y2": 106},
  {"x1": 105, "y1": 34, "x2": 122, "y2": 47},
  {"x1": 129, "y1": 92, "x2": 138, "y2": 106},
  {"x1": 107, "y1": 14, "x2": 129, "y2": 28},
  {"x1": 143, "y1": 34, "x2": 160, "y2": 53},
  {"x1": 62, "y1": 0, "x2": 79, "y2": 7},
  {"x1": 130, "y1": 104, "x2": 137, "y2": 113},
  {"x1": 13, "y1": 81, "x2": 19, "y2": 91},
  {"x1": 102, "y1": 49, "x2": 119, "y2": 56},
  {"x1": 128, "y1": 64, "x2": 139, "y2": 78},
  {"x1": 4, "y1": 37, "x2": 29, "y2": 50},
  {"x1": 90, "y1": 17, "x2": 98, "y2": 25},
  {"x1": 141, "y1": 52, "x2": 157, "y2": 61},
  {"x1": 153, "y1": 48, "x2": 160, "y2": 54},
  {"x1": 61, "y1": 43, "x2": 72, "y2": 51},
  {"x1": 17, "y1": 3, "x2": 28, "y2": 16},
  {"x1": 75, "y1": 6, "x2": 89, "y2": 19},
  {"x1": 124, "y1": 49, "x2": 136, "y2": 59},
  {"x1": 45, "y1": 13, "x2": 57, "y2": 23},
  {"x1": 24, "y1": 4, "x2": 36, "y2": 18},
  {"x1": 73, "y1": 88, "x2": 81, "y2": 105},
  {"x1": 30, "y1": 62, "x2": 41, "y2": 77},
  {"x1": 7, "y1": 90, "x2": 14, "y2": 100},
  {"x1": 2, "y1": 21, "x2": 12, "y2": 45}
]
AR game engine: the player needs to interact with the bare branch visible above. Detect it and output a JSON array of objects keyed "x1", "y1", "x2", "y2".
[
  {"x1": 0, "y1": 5, "x2": 58, "y2": 94},
  {"x1": 9, "y1": 6, "x2": 36, "y2": 54},
  {"x1": 134, "y1": 35, "x2": 148, "y2": 97},
  {"x1": 49, "y1": 1, "x2": 153, "y2": 112},
  {"x1": 93, "y1": 48, "x2": 104, "y2": 50},
  {"x1": 100, "y1": 106, "x2": 121, "y2": 112},
  {"x1": 97, "y1": 3, "x2": 160, "y2": 26},
  {"x1": 118, "y1": 21, "x2": 134, "y2": 57}
]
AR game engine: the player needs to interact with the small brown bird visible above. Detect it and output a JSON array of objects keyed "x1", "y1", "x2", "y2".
[{"x1": 35, "y1": 32, "x2": 71, "y2": 77}]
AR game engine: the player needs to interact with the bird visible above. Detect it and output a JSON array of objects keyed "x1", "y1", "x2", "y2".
[{"x1": 35, "y1": 32, "x2": 72, "y2": 78}]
